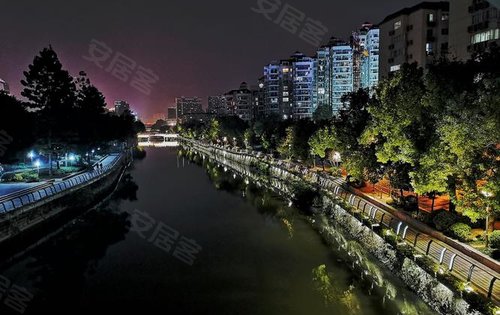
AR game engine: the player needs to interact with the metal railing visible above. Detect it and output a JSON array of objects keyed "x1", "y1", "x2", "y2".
[
  {"x1": 0, "y1": 154, "x2": 122, "y2": 215},
  {"x1": 182, "y1": 138, "x2": 500, "y2": 303}
]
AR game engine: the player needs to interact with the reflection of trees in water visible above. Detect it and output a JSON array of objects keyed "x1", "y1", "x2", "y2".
[
  {"x1": 182, "y1": 150, "x2": 298, "y2": 237},
  {"x1": 17, "y1": 173, "x2": 138, "y2": 314},
  {"x1": 312, "y1": 264, "x2": 361, "y2": 314}
]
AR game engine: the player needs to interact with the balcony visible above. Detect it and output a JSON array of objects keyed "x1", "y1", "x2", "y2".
[
  {"x1": 468, "y1": 21, "x2": 490, "y2": 33},
  {"x1": 468, "y1": 1, "x2": 489, "y2": 13}
]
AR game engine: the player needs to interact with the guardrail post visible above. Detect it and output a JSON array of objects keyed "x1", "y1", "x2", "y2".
[
  {"x1": 448, "y1": 254, "x2": 457, "y2": 271},
  {"x1": 467, "y1": 264, "x2": 475, "y2": 282},
  {"x1": 488, "y1": 277, "x2": 497, "y2": 298},
  {"x1": 413, "y1": 233, "x2": 420, "y2": 247},
  {"x1": 426, "y1": 240, "x2": 433, "y2": 255}
]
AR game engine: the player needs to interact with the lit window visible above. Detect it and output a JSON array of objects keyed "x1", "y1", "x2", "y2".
[
  {"x1": 394, "y1": 21, "x2": 401, "y2": 30},
  {"x1": 426, "y1": 42, "x2": 434, "y2": 55},
  {"x1": 390, "y1": 65, "x2": 401, "y2": 72},
  {"x1": 441, "y1": 13, "x2": 449, "y2": 21},
  {"x1": 428, "y1": 13, "x2": 434, "y2": 22}
]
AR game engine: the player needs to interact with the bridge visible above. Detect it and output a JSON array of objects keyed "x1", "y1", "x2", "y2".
[{"x1": 138, "y1": 133, "x2": 179, "y2": 147}]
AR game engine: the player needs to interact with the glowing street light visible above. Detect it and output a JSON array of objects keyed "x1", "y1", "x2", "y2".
[{"x1": 27, "y1": 151, "x2": 35, "y2": 162}]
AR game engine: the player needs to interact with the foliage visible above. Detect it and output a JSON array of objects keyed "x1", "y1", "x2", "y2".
[
  {"x1": 290, "y1": 181, "x2": 319, "y2": 214},
  {"x1": 277, "y1": 126, "x2": 295, "y2": 159},
  {"x1": 447, "y1": 223, "x2": 471, "y2": 242},
  {"x1": 489, "y1": 230, "x2": 500, "y2": 249},
  {"x1": 432, "y1": 211, "x2": 459, "y2": 231},
  {"x1": 309, "y1": 126, "x2": 336, "y2": 168}
]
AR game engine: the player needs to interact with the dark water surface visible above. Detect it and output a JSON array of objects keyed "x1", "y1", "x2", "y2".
[{"x1": 0, "y1": 148, "x2": 434, "y2": 315}]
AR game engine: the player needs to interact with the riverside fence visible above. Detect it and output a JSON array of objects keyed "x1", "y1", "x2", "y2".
[{"x1": 181, "y1": 137, "x2": 500, "y2": 304}]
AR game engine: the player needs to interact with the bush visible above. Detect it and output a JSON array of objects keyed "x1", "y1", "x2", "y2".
[
  {"x1": 489, "y1": 230, "x2": 500, "y2": 249},
  {"x1": 432, "y1": 211, "x2": 459, "y2": 231},
  {"x1": 447, "y1": 223, "x2": 471, "y2": 242}
]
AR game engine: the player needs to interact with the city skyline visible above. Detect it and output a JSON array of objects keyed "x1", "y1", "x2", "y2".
[{"x1": 0, "y1": 0, "x2": 425, "y2": 119}]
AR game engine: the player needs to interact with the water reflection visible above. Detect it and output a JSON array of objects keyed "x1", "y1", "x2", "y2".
[
  {"x1": 181, "y1": 147, "x2": 435, "y2": 315},
  {"x1": 0, "y1": 174, "x2": 138, "y2": 314}
]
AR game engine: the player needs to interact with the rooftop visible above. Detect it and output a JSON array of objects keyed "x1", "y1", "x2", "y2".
[{"x1": 380, "y1": 1, "x2": 449, "y2": 24}]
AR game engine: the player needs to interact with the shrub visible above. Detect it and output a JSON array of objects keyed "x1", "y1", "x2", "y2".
[
  {"x1": 447, "y1": 223, "x2": 471, "y2": 242},
  {"x1": 489, "y1": 230, "x2": 500, "y2": 249},
  {"x1": 432, "y1": 211, "x2": 459, "y2": 231}
]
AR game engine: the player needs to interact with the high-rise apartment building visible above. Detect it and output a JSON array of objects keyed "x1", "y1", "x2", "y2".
[
  {"x1": 331, "y1": 40, "x2": 354, "y2": 115},
  {"x1": 379, "y1": 1, "x2": 450, "y2": 78},
  {"x1": 207, "y1": 96, "x2": 227, "y2": 116},
  {"x1": 449, "y1": 0, "x2": 499, "y2": 60},
  {"x1": 224, "y1": 82, "x2": 254, "y2": 121},
  {"x1": 263, "y1": 53, "x2": 316, "y2": 120},
  {"x1": 175, "y1": 97, "x2": 203, "y2": 117},
  {"x1": 361, "y1": 27, "x2": 380, "y2": 91}
]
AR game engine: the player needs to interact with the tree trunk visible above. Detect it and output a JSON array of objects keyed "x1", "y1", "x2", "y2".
[
  {"x1": 431, "y1": 192, "x2": 436, "y2": 212},
  {"x1": 322, "y1": 159, "x2": 325, "y2": 171},
  {"x1": 447, "y1": 177, "x2": 457, "y2": 213}
]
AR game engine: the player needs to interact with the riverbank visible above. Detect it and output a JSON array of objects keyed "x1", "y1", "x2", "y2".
[
  {"x1": 181, "y1": 138, "x2": 498, "y2": 315},
  {"x1": 0, "y1": 152, "x2": 131, "y2": 249}
]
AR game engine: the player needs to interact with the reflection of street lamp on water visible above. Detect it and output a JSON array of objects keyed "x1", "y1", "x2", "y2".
[{"x1": 481, "y1": 190, "x2": 495, "y2": 247}]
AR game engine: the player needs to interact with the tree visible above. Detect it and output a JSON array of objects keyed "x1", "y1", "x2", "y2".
[
  {"x1": 313, "y1": 104, "x2": 333, "y2": 122},
  {"x1": 21, "y1": 46, "x2": 77, "y2": 175},
  {"x1": 309, "y1": 126, "x2": 336, "y2": 170},
  {"x1": 207, "y1": 119, "x2": 220, "y2": 143},
  {"x1": 0, "y1": 93, "x2": 35, "y2": 163},
  {"x1": 277, "y1": 126, "x2": 295, "y2": 160},
  {"x1": 334, "y1": 89, "x2": 383, "y2": 183}
]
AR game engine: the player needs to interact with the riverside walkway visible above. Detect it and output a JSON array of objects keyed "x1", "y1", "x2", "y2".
[
  {"x1": 181, "y1": 138, "x2": 500, "y2": 305},
  {"x1": 0, "y1": 154, "x2": 122, "y2": 214}
]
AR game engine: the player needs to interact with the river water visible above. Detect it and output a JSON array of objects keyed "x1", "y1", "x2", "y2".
[{"x1": 0, "y1": 148, "x2": 435, "y2": 315}]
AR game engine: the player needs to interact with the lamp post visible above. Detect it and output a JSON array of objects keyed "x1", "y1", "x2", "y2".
[
  {"x1": 27, "y1": 151, "x2": 35, "y2": 163},
  {"x1": 34, "y1": 159, "x2": 41, "y2": 177},
  {"x1": 481, "y1": 190, "x2": 494, "y2": 247}
]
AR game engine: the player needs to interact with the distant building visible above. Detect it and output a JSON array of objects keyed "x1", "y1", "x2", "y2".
[
  {"x1": 263, "y1": 52, "x2": 316, "y2": 120},
  {"x1": 207, "y1": 96, "x2": 227, "y2": 116},
  {"x1": 330, "y1": 40, "x2": 354, "y2": 115},
  {"x1": 449, "y1": 0, "x2": 500, "y2": 61},
  {"x1": 379, "y1": 1, "x2": 450, "y2": 78},
  {"x1": 224, "y1": 82, "x2": 254, "y2": 121},
  {"x1": 290, "y1": 52, "x2": 316, "y2": 120},
  {"x1": 167, "y1": 107, "x2": 177, "y2": 120},
  {"x1": 351, "y1": 24, "x2": 380, "y2": 92},
  {"x1": 176, "y1": 97, "x2": 203, "y2": 118},
  {"x1": 263, "y1": 59, "x2": 293, "y2": 118},
  {"x1": 114, "y1": 100, "x2": 130, "y2": 116},
  {"x1": 251, "y1": 77, "x2": 266, "y2": 119},
  {"x1": 0, "y1": 78, "x2": 10, "y2": 94}
]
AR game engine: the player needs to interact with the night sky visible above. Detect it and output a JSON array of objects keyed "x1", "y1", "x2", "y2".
[{"x1": 0, "y1": 0, "x2": 424, "y2": 121}]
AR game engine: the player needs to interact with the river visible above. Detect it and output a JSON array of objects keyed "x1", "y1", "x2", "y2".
[{"x1": 0, "y1": 148, "x2": 435, "y2": 315}]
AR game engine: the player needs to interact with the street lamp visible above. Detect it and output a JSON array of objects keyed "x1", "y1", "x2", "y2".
[
  {"x1": 481, "y1": 190, "x2": 495, "y2": 247},
  {"x1": 27, "y1": 151, "x2": 35, "y2": 163}
]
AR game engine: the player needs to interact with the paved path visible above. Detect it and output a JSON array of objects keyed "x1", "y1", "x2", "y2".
[
  {"x1": 0, "y1": 154, "x2": 121, "y2": 213},
  {"x1": 0, "y1": 155, "x2": 115, "y2": 198}
]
